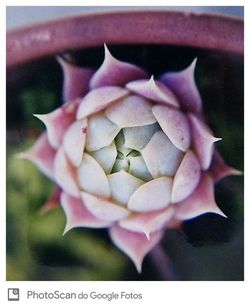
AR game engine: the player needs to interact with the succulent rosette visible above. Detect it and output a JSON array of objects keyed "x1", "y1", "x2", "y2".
[{"x1": 20, "y1": 45, "x2": 240, "y2": 272}]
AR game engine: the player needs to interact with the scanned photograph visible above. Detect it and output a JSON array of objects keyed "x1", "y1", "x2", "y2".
[{"x1": 6, "y1": 6, "x2": 244, "y2": 281}]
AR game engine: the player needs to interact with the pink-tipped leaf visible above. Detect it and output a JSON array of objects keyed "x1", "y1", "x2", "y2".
[
  {"x1": 109, "y1": 225, "x2": 163, "y2": 272},
  {"x1": 57, "y1": 56, "x2": 94, "y2": 101},
  {"x1": 17, "y1": 133, "x2": 56, "y2": 179},
  {"x1": 210, "y1": 151, "x2": 242, "y2": 182},
  {"x1": 34, "y1": 98, "x2": 81, "y2": 149},
  {"x1": 188, "y1": 113, "x2": 221, "y2": 170},
  {"x1": 175, "y1": 173, "x2": 227, "y2": 220},
  {"x1": 119, "y1": 206, "x2": 175, "y2": 239},
  {"x1": 160, "y1": 59, "x2": 202, "y2": 113},
  {"x1": 89, "y1": 44, "x2": 147, "y2": 89},
  {"x1": 39, "y1": 186, "x2": 61, "y2": 214},
  {"x1": 126, "y1": 76, "x2": 180, "y2": 108},
  {"x1": 61, "y1": 192, "x2": 111, "y2": 235}
]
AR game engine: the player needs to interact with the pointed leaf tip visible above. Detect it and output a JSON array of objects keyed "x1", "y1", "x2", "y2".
[
  {"x1": 189, "y1": 58, "x2": 198, "y2": 72},
  {"x1": 104, "y1": 43, "x2": 112, "y2": 59},
  {"x1": 210, "y1": 151, "x2": 243, "y2": 182},
  {"x1": 119, "y1": 206, "x2": 175, "y2": 239},
  {"x1": 33, "y1": 99, "x2": 80, "y2": 149},
  {"x1": 175, "y1": 173, "x2": 227, "y2": 220},
  {"x1": 39, "y1": 187, "x2": 61, "y2": 214},
  {"x1": 17, "y1": 133, "x2": 56, "y2": 179},
  {"x1": 89, "y1": 45, "x2": 147, "y2": 89},
  {"x1": 126, "y1": 76, "x2": 180, "y2": 108},
  {"x1": 189, "y1": 114, "x2": 218, "y2": 170},
  {"x1": 160, "y1": 58, "x2": 202, "y2": 113},
  {"x1": 109, "y1": 225, "x2": 163, "y2": 273},
  {"x1": 61, "y1": 192, "x2": 111, "y2": 234},
  {"x1": 57, "y1": 55, "x2": 94, "y2": 101}
]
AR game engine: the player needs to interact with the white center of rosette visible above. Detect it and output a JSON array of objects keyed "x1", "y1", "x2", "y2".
[
  {"x1": 88, "y1": 127, "x2": 156, "y2": 182},
  {"x1": 87, "y1": 126, "x2": 184, "y2": 185},
  {"x1": 77, "y1": 93, "x2": 186, "y2": 207}
]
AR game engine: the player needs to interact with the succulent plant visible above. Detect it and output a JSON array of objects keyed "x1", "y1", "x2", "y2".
[{"x1": 19, "y1": 45, "x2": 240, "y2": 273}]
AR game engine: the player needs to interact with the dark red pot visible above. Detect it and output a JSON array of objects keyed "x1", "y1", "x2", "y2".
[{"x1": 7, "y1": 11, "x2": 243, "y2": 68}]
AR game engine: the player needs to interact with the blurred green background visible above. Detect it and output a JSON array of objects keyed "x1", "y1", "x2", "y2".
[{"x1": 6, "y1": 45, "x2": 244, "y2": 280}]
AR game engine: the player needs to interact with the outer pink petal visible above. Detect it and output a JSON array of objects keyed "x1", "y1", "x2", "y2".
[
  {"x1": 188, "y1": 113, "x2": 221, "y2": 170},
  {"x1": 160, "y1": 59, "x2": 202, "y2": 113},
  {"x1": 171, "y1": 150, "x2": 201, "y2": 203},
  {"x1": 53, "y1": 147, "x2": 79, "y2": 198},
  {"x1": 126, "y1": 76, "x2": 180, "y2": 108},
  {"x1": 60, "y1": 192, "x2": 111, "y2": 235},
  {"x1": 175, "y1": 173, "x2": 227, "y2": 220},
  {"x1": 34, "y1": 98, "x2": 81, "y2": 149},
  {"x1": 152, "y1": 104, "x2": 191, "y2": 151},
  {"x1": 39, "y1": 186, "x2": 61, "y2": 214},
  {"x1": 57, "y1": 56, "x2": 94, "y2": 101},
  {"x1": 76, "y1": 86, "x2": 129, "y2": 119},
  {"x1": 109, "y1": 225, "x2": 163, "y2": 272},
  {"x1": 210, "y1": 151, "x2": 242, "y2": 182},
  {"x1": 89, "y1": 44, "x2": 147, "y2": 89},
  {"x1": 119, "y1": 206, "x2": 175, "y2": 239},
  {"x1": 17, "y1": 133, "x2": 56, "y2": 179}
]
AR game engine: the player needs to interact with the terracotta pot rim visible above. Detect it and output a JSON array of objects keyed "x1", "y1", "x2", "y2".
[{"x1": 7, "y1": 10, "x2": 244, "y2": 68}]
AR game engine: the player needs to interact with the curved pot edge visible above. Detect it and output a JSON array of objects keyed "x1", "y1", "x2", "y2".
[{"x1": 7, "y1": 10, "x2": 244, "y2": 68}]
